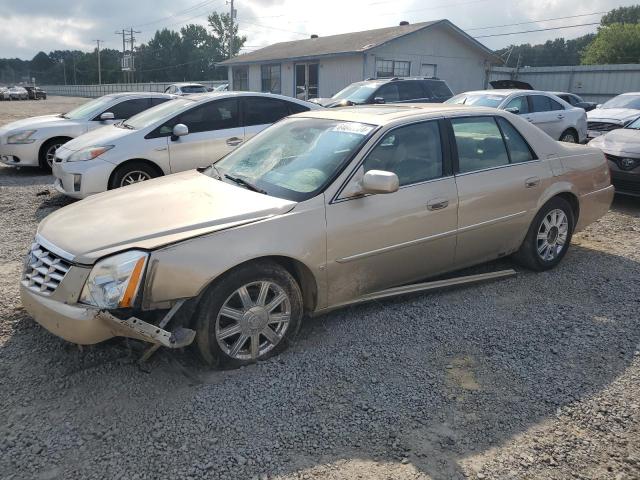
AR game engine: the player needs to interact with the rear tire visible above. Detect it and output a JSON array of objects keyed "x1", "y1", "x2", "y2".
[
  {"x1": 108, "y1": 161, "x2": 160, "y2": 190},
  {"x1": 513, "y1": 197, "x2": 574, "y2": 271},
  {"x1": 559, "y1": 129, "x2": 578, "y2": 143},
  {"x1": 195, "y1": 261, "x2": 303, "y2": 369}
]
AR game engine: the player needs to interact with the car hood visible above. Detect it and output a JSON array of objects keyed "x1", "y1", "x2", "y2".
[
  {"x1": 59, "y1": 124, "x2": 133, "y2": 153},
  {"x1": 0, "y1": 114, "x2": 75, "y2": 135},
  {"x1": 592, "y1": 128, "x2": 640, "y2": 156},
  {"x1": 587, "y1": 108, "x2": 640, "y2": 124},
  {"x1": 37, "y1": 170, "x2": 297, "y2": 264}
]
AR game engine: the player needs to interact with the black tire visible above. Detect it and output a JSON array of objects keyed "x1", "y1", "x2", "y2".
[
  {"x1": 559, "y1": 129, "x2": 578, "y2": 143},
  {"x1": 108, "y1": 161, "x2": 160, "y2": 190},
  {"x1": 38, "y1": 138, "x2": 69, "y2": 172},
  {"x1": 195, "y1": 261, "x2": 303, "y2": 369},
  {"x1": 513, "y1": 197, "x2": 574, "y2": 271}
]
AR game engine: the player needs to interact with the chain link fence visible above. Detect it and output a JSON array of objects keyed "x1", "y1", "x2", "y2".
[{"x1": 39, "y1": 81, "x2": 228, "y2": 98}]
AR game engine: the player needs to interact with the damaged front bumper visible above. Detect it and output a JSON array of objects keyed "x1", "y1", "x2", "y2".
[{"x1": 20, "y1": 283, "x2": 195, "y2": 348}]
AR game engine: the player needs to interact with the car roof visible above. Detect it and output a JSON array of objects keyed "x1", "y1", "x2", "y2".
[
  {"x1": 106, "y1": 92, "x2": 176, "y2": 99},
  {"x1": 171, "y1": 82, "x2": 206, "y2": 87},
  {"x1": 461, "y1": 89, "x2": 562, "y2": 97},
  {"x1": 182, "y1": 91, "x2": 319, "y2": 106},
  {"x1": 294, "y1": 103, "x2": 505, "y2": 126}
]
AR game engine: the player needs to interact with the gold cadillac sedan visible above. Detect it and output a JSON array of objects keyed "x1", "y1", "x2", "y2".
[{"x1": 21, "y1": 105, "x2": 613, "y2": 367}]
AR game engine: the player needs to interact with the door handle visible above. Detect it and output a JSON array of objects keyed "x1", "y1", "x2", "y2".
[
  {"x1": 427, "y1": 198, "x2": 449, "y2": 211},
  {"x1": 525, "y1": 117, "x2": 534, "y2": 122},
  {"x1": 557, "y1": 114, "x2": 564, "y2": 119},
  {"x1": 525, "y1": 177, "x2": 540, "y2": 188},
  {"x1": 226, "y1": 137, "x2": 243, "y2": 147},
  {"x1": 154, "y1": 146, "x2": 168, "y2": 151}
]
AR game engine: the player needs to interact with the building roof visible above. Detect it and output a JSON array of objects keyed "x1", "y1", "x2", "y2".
[{"x1": 220, "y1": 20, "x2": 501, "y2": 66}]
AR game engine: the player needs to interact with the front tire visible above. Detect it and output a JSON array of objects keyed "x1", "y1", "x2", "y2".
[
  {"x1": 560, "y1": 129, "x2": 578, "y2": 143},
  {"x1": 514, "y1": 197, "x2": 574, "y2": 271},
  {"x1": 108, "y1": 161, "x2": 160, "y2": 190},
  {"x1": 38, "y1": 138, "x2": 69, "y2": 172},
  {"x1": 195, "y1": 261, "x2": 303, "y2": 368}
]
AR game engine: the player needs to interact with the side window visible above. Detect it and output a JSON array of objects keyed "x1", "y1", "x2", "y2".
[
  {"x1": 530, "y1": 95, "x2": 552, "y2": 113},
  {"x1": 451, "y1": 117, "x2": 509, "y2": 174},
  {"x1": 363, "y1": 121, "x2": 443, "y2": 186},
  {"x1": 243, "y1": 98, "x2": 291, "y2": 126},
  {"x1": 287, "y1": 101, "x2": 310, "y2": 114},
  {"x1": 496, "y1": 117, "x2": 536, "y2": 164},
  {"x1": 105, "y1": 98, "x2": 152, "y2": 119},
  {"x1": 504, "y1": 96, "x2": 529, "y2": 114},
  {"x1": 158, "y1": 98, "x2": 239, "y2": 135},
  {"x1": 548, "y1": 98, "x2": 564, "y2": 111},
  {"x1": 375, "y1": 83, "x2": 400, "y2": 103},
  {"x1": 397, "y1": 82, "x2": 424, "y2": 101}
]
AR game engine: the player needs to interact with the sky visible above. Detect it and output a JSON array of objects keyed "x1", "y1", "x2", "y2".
[{"x1": 0, "y1": 0, "x2": 637, "y2": 59}]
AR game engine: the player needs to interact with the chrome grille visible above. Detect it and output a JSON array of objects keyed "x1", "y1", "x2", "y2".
[
  {"x1": 22, "y1": 242, "x2": 71, "y2": 295},
  {"x1": 587, "y1": 121, "x2": 621, "y2": 132}
]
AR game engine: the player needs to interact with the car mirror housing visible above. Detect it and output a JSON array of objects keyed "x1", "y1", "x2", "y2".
[
  {"x1": 100, "y1": 112, "x2": 115, "y2": 121},
  {"x1": 373, "y1": 97, "x2": 386, "y2": 104},
  {"x1": 171, "y1": 124, "x2": 189, "y2": 141},
  {"x1": 361, "y1": 170, "x2": 399, "y2": 194},
  {"x1": 505, "y1": 107, "x2": 520, "y2": 114}
]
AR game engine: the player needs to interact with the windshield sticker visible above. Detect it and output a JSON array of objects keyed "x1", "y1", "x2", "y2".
[{"x1": 331, "y1": 122, "x2": 374, "y2": 135}]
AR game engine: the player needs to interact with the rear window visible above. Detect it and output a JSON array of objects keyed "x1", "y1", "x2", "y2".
[
  {"x1": 181, "y1": 85, "x2": 208, "y2": 93},
  {"x1": 424, "y1": 80, "x2": 453, "y2": 98}
]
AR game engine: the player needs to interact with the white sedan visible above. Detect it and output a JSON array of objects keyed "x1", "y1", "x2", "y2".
[
  {"x1": 446, "y1": 89, "x2": 588, "y2": 143},
  {"x1": 0, "y1": 92, "x2": 175, "y2": 171},
  {"x1": 52, "y1": 92, "x2": 322, "y2": 198}
]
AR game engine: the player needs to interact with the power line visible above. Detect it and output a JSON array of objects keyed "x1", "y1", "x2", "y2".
[
  {"x1": 131, "y1": 0, "x2": 220, "y2": 28},
  {"x1": 474, "y1": 22, "x2": 602, "y2": 39},
  {"x1": 465, "y1": 12, "x2": 608, "y2": 31}
]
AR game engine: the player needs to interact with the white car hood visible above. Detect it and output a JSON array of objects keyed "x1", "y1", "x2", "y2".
[
  {"x1": 587, "y1": 108, "x2": 640, "y2": 124},
  {"x1": 592, "y1": 128, "x2": 640, "y2": 156},
  {"x1": 0, "y1": 114, "x2": 77, "y2": 136},
  {"x1": 59, "y1": 124, "x2": 134, "y2": 153}
]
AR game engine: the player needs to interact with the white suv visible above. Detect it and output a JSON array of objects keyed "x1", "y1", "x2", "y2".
[
  {"x1": 52, "y1": 92, "x2": 322, "y2": 198},
  {"x1": 0, "y1": 92, "x2": 175, "y2": 170}
]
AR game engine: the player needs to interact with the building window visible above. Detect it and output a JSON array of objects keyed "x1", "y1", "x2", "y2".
[
  {"x1": 232, "y1": 67, "x2": 249, "y2": 91},
  {"x1": 376, "y1": 59, "x2": 411, "y2": 78},
  {"x1": 261, "y1": 64, "x2": 281, "y2": 94}
]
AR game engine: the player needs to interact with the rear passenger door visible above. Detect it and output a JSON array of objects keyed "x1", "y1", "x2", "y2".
[
  {"x1": 164, "y1": 98, "x2": 243, "y2": 172},
  {"x1": 242, "y1": 97, "x2": 308, "y2": 140},
  {"x1": 450, "y1": 115, "x2": 546, "y2": 268},
  {"x1": 527, "y1": 95, "x2": 565, "y2": 140}
]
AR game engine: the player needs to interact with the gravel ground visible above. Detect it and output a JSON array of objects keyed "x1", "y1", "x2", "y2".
[{"x1": 0, "y1": 97, "x2": 639, "y2": 480}]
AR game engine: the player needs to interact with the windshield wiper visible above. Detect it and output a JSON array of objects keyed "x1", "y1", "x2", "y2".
[
  {"x1": 224, "y1": 174, "x2": 267, "y2": 194},
  {"x1": 120, "y1": 123, "x2": 135, "y2": 130},
  {"x1": 59, "y1": 113, "x2": 69, "y2": 119}
]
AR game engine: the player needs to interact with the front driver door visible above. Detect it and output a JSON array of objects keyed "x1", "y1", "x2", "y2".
[
  {"x1": 326, "y1": 119, "x2": 458, "y2": 306},
  {"x1": 166, "y1": 98, "x2": 244, "y2": 172}
]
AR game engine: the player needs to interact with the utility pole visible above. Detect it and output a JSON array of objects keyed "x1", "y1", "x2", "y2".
[
  {"x1": 229, "y1": 0, "x2": 235, "y2": 59},
  {"x1": 129, "y1": 28, "x2": 140, "y2": 83},
  {"x1": 94, "y1": 40, "x2": 103, "y2": 84},
  {"x1": 72, "y1": 53, "x2": 77, "y2": 84},
  {"x1": 61, "y1": 59, "x2": 67, "y2": 85},
  {"x1": 116, "y1": 29, "x2": 127, "y2": 82}
]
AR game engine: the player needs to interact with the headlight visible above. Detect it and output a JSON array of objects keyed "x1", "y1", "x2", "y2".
[
  {"x1": 80, "y1": 250, "x2": 148, "y2": 309},
  {"x1": 67, "y1": 145, "x2": 114, "y2": 162},
  {"x1": 7, "y1": 130, "x2": 37, "y2": 144}
]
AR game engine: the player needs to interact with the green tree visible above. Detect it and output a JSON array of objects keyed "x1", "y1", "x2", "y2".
[
  {"x1": 582, "y1": 23, "x2": 640, "y2": 64},
  {"x1": 207, "y1": 12, "x2": 246, "y2": 59},
  {"x1": 601, "y1": 5, "x2": 640, "y2": 26}
]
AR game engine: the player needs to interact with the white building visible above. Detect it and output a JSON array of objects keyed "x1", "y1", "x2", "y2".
[{"x1": 219, "y1": 19, "x2": 501, "y2": 100}]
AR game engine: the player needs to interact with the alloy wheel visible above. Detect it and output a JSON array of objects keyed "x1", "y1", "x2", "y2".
[
  {"x1": 536, "y1": 209, "x2": 569, "y2": 261},
  {"x1": 45, "y1": 143, "x2": 63, "y2": 169},
  {"x1": 120, "y1": 170, "x2": 152, "y2": 186},
  {"x1": 215, "y1": 281, "x2": 291, "y2": 361}
]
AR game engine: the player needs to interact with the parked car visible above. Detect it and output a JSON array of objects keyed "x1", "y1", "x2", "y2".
[
  {"x1": 164, "y1": 83, "x2": 208, "y2": 95},
  {"x1": 212, "y1": 83, "x2": 229, "y2": 92},
  {"x1": 8, "y1": 86, "x2": 28, "y2": 100},
  {"x1": 589, "y1": 116, "x2": 640, "y2": 197},
  {"x1": 52, "y1": 92, "x2": 321, "y2": 198},
  {"x1": 0, "y1": 92, "x2": 175, "y2": 171},
  {"x1": 0, "y1": 87, "x2": 10, "y2": 100},
  {"x1": 310, "y1": 77, "x2": 453, "y2": 108},
  {"x1": 446, "y1": 90, "x2": 587, "y2": 143},
  {"x1": 24, "y1": 86, "x2": 47, "y2": 100},
  {"x1": 22, "y1": 105, "x2": 613, "y2": 367},
  {"x1": 587, "y1": 92, "x2": 640, "y2": 139},
  {"x1": 552, "y1": 92, "x2": 596, "y2": 112}
]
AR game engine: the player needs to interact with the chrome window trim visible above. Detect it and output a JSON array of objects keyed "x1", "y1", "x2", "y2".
[
  {"x1": 454, "y1": 158, "x2": 541, "y2": 177},
  {"x1": 35, "y1": 234, "x2": 75, "y2": 263},
  {"x1": 332, "y1": 117, "x2": 447, "y2": 204}
]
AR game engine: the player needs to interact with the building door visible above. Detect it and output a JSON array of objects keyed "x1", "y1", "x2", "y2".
[
  {"x1": 295, "y1": 63, "x2": 319, "y2": 100},
  {"x1": 420, "y1": 64, "x2": 437, "y2": 77}
]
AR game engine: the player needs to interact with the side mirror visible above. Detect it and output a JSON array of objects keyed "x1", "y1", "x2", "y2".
[
  {"x1": 171, "y1": 123, "x2": 189, "y2": 141},
  {"x1": 373, "y1": 97, "x2": 386, "y2": 104},
  {"x1": 596, "y1": 104, "x2": 602, "y2": 109},
  {"x1": 361, "y1": 170, "x2": 399, "y2": 194},
  {"x1": 100, "y1": 112, "x2": 115, "y2": 121},
  {"x1": 505, "y1": 107, "x2": 520, "y2": 114}
]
